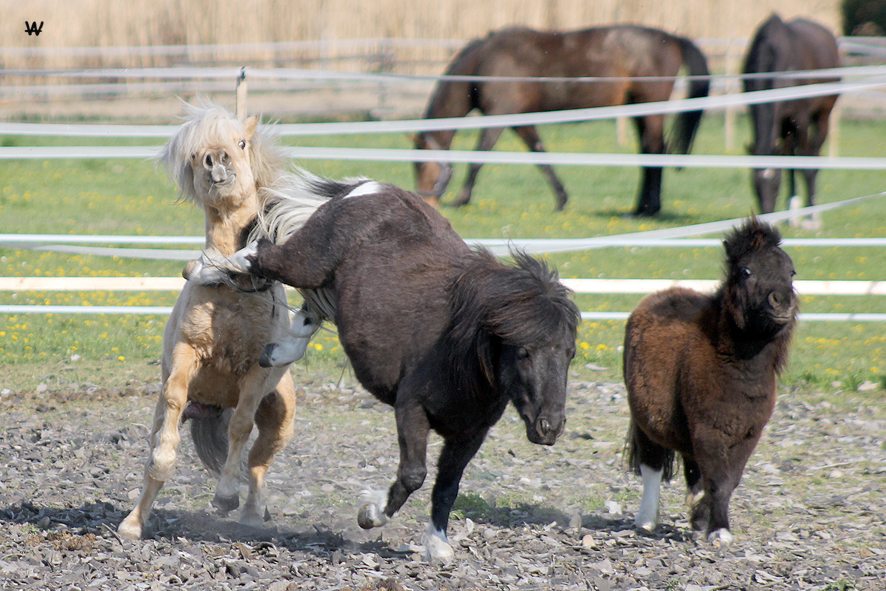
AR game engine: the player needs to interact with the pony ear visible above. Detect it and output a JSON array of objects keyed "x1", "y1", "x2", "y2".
[{"x1": 244, "y1": 115, "x2": 259, "y2": 140}]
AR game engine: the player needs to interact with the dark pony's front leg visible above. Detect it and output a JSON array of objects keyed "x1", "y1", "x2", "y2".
[
  {"x1": 357, "y1": 400, "x2": 429, "y2": 531},
  {"x1": 425, "y1": 429, "x2": 489, "y2": 562}
]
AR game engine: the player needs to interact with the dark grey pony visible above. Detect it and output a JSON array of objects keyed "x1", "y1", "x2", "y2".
[
  {"x1": 624, "y1": 218, "x2": 797, "y2": 545},
  {"x1": 743, "y1": 14, "x2": 839, "y2": 223},
  {"x1": 188, "y1": 174, "x2": 580, "y2": 561}
]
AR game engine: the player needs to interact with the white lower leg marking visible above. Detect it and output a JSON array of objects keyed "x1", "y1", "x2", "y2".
[
  {"x1": 634, "y1": 464, "x2": 662, "y2": 531},
  {"x1": 422, "y1": 522, "x2": 454, "y2": 563},
  {"x1": 344, "y1": 181, "x2": 382, "y2": 199},
  {"x1": 357, "y1": 489, "x2": 389, "y2": 528},
  {"x1": 229, "y1": 242, "x2": 258, "y2": 273},
  {"x1": 707, "y1": 528, "x2": 734, "y2": 546}
]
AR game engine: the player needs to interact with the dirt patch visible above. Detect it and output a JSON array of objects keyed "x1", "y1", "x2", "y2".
[{"x1": 0, "y1": 372, "x2": 884, "y2": 590}]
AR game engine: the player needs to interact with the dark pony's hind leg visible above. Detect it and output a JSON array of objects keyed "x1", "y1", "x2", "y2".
[
  {"x1": 451, "y1": 127, "x2": 505, "y2": 207},
  {"x1": 512, "y1": 125, "x2": 569, "y2": 210},
  {"x1": 425, "y1": 429, "x2": 489, "y2": 561},
  {"x1": 630, "y1": 424, "x2": 674, "y2": 531},
  {"x1": 631, "y1": 115, "x2": 666, "y2": 217}
]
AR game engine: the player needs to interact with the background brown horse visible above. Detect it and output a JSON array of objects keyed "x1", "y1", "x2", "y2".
[
  {"x1": 743, "y1": 14, "x2": 840, "y2": 220},
  {"x1": 624, "y1": 218, "x2": 797, "y2": 545},
  {"x1": 414, "y1": 25, "x2": 710, "y2": 216}
]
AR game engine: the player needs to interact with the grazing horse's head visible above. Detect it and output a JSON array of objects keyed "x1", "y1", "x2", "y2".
[
  {"x1": 750, "y1": 166, "x2": 782, "y2": 215},
  {"x1": 413, "y1": 133, "x2": 453, "y2": 206},
  {"x1": 158, "y1": 102, "x2": 277, "y2": 209},
  {"x1": 722, "y1": 218, "x2": 798, "y2": 338},
  {"x1": 449, "y1": 251, "x2": 580, "y2": 445}
]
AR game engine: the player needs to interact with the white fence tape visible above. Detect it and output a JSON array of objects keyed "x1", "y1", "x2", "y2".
[
  {"x1": 1, "y1": 276, "x2": 883, "y2": 296},
  {"x1": 4, "y1": 144, "x2": 886, "y2": 172},
  {"x1": 2, "y1": 304, "x2": 881, "y2": 322},
  {"x1": 1, "y1": 75, "x2": 880, "y2": 139}
]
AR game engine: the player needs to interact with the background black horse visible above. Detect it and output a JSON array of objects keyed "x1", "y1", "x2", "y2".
[
  {"x1": 413, "y1": 25, "x2": 710, "y2": 216},
  {"x1": 742, "y1": 14, "x2": 840, "y2": 219},
  {"x1": 189, "y1": 175, "x2": 580, "y2": 562}
]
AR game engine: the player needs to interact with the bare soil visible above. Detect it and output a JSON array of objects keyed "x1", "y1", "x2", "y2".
[{"x1": 0, "y1": 365, "x2": 884, "y2": 590}]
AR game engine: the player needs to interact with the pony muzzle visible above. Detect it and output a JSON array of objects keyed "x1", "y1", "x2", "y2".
[{"x1": 531, "y1": 414, "x2": 565, "y2": 445}]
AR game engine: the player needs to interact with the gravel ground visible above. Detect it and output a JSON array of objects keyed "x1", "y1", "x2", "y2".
[{"x1": 0, "y1": 366, "x2": 884, "y2": 590}]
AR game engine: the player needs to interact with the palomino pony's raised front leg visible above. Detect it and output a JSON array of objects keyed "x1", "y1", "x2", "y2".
[{"x1": 118, "y1": 341, "x2": 200, "y2": 540}]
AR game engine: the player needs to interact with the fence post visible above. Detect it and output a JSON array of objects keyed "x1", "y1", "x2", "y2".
[
  {"x1": 236, "y1": 67, "x2": 247, "y2": 120},
  {"x1": 724, "y1": 38, "x2": 738, "y2": 152},
  {"x1": 829, "y1": 100, "x2": 841, "y2": 158}
]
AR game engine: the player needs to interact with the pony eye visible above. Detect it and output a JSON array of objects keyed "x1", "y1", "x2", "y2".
[
  {"x1": 238, "y1": 140, "x2": 246, "y2": 149},
  {"x1": 517, "y1": 347, "x2": 530, "y2": 360},
  {"x1": 741, "y1": 268, "x2": 752, "y2": 277}
]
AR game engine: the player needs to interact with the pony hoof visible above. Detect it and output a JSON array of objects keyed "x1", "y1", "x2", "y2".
[
  {"x1": 633, "y1": 518, "x2": 657, "y2": 532},
  {"x1": 239, "y1": 510, "x2": 264, "y2": 529},
  {"x1": 422, "y1": 527, "x2": 454, "y2": 563},
  {"x1": 259, "y1": 344, "x2": 278, "y2": 368},
  {"x1": 212, "y1": 493, "x2": 240, "y2": 513},
  {"x1": 117, "y1": 517, "x2": 143, "y2": 541},
  {"x1": 707, "y1": 528, "x2": 734, "y2": 546},
  {"x1": 357, "y1": 503, "x2": 388, "y2": 529}
]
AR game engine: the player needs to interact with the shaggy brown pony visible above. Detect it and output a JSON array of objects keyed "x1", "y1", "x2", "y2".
[{"x1": 624, "y1": 218, "x2": 797, "y2": 545}]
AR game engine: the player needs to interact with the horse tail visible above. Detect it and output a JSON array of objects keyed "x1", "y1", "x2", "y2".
[
  {"x1": 625, "y1": 420, "x2": 676, "y2": 481},
  {"x1": 669, "y1": 37, "x2": 710, "y2": 155},
  {"x1": 189, "y1": 408, "x2": 232, "y2": 476}
]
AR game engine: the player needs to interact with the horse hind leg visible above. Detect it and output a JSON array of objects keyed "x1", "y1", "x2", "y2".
[
  {"x1": 118, "y1": 344, "x2": 198, "y2": 540},
  {"x1": 628, "y1": 424, "x2": 674, "y2": 532},
  {"x1": 212, "y1": 366, "x2": 277, "y2": 517},
  {"x1": 241, "y1": 372, "x2": 296, "y2": 527},
  {"x1": 631, "y1": 115, "x2": 666, "y2": 216}
]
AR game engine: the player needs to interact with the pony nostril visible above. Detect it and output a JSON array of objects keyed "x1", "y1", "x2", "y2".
[
  {"x1": 769, "y1": 292, "x2": 783, "y2": 307},
  {"x1": 204, "y1": 154, "x2": 213, "y2": 169},
  {"x1": 538, "y1": 418, "x2": 551, "y2": 436}
]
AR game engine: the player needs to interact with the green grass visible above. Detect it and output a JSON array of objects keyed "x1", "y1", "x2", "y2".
[{"x1": 1, "y1": 112, "x2": 885, "y2": 393}]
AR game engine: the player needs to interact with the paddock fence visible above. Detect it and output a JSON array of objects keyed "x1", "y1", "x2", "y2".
[{"x1": 2, "y1": 56, "x2": 886, "y2": 321}]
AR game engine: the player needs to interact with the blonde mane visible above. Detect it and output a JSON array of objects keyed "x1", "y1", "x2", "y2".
[{"x1": 157, "y1": 100, "x2": 329, "y2": 243}]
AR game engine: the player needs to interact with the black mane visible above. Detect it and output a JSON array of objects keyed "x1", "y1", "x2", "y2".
[{"x1": 445, "y1": 249, "x2": 580, "y2": 395}]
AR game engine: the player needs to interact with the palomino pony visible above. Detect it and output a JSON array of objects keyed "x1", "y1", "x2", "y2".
[
  {"x1": 624, "y1": 218, "x2": 797, "y2": 544},
  {"x1": 118, "y1": 103, "x2": 326, "y2": 540},
  {"x1": 414, "y1": 25, "x2": 710, "y2": 216},
  {"x1": 743, "y1": 14, "x2": 839, "y2": 219},
  {"x1": 187, "y1": 177, "x2": 581, "y2": 562}
]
